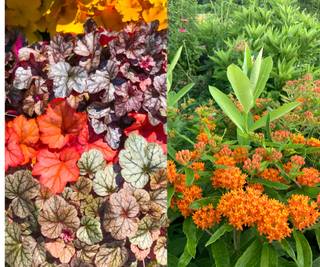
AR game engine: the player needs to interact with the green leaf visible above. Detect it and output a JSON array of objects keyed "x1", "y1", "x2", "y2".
[
  {"x1": 178, "y1": 245, "x2": 193, "y2": 267},
  {"x1": 209, "y1": 86, "x2": 245, "y2": 133},
  {"x1": 77, "y1": 216, "x2": 103, "y2": 245},
  {"x1": 130, "y1": 217, "x2": 160, "y2": 250},
  {"x1": 5, "y1": 223, "x2": 33, "y2": 267},
  {"x1": 93, "y1": 164, "x2": 120, "y2": 197},
  {"x1": 286, "y1": 186, "x2": 320, "y2": 199},
  {"x1": 263, "y1": 186, "x2": 283, "y2": 202},
  {"x1": 227, "y1": 64, "x2": 253, "y2": 113},
  {"x1": 249, "y1": 102, "x2": 301, "y2": 132},
  {"x1": 211, "y1": 238, "x2": 230, "y2": 267},
  {"x1": 185, "y1": 167, "x2": 195, "y2": 187},
  {"x1": 77, "y1": 149, "x2": 106, "y2": 178},
  {"x1": 261, "y1": 243, "x2": 278, "y2": 267},
  {"x1": 167, "y1": 46, "x2": 183, "y2": 78},
  {"x1": 235, "y1": 239, "x2": 263, "y2": 267},
  {"x1": 250, "y1": 48, "x2": 263, "y2": 90},
  {"x1": 168, "y1": 253, "x2": 179, "y2": 266},
  {"x1": 316, "y1": 228, "x2": 320, "y2": 250},
  {"x1": 205, "y1": 223, "x2": 234, "y2": 247},
  {"x1": 119, "y1": 134, "x2": 166, "y2": 188},
  {"x1": 167, "y1": 185, "x2": 175, "y2": 209},
  {"x1": 70, "y1": 177, "x2": 92, "y2": 201},
  {"x1": 313, "y1": 257, "x2": 320, "y2": 267},
  {"x1": 183, "y1": 217, "x2": 201, "y2": 258},
  {"x1": 251, "y1": 178, "x2": 290, "y2": 190},
  {"x1": 5, "y1": 170, "x2": 40, "y2": 219},
  {"x1": 189, "y1": 196, "x2": 221, "y2": 210},
  {"x1": 266, "y1": 112, "x2": 272, "y2": 142},
  {"x1": 253, "y1": 57, "x2": 273, "y2": 104},
  {"x1": 294, "y1": 230, "x2": 312, "y2": 267},
  {"x1": 279, "y1": 239, "x2": 297, "y2": 262},
  {"x1": 243, "y1": 44, "x2": 252, "y2": 76},
  {"x1": 169, "y1": 83, "x2": 195, "y2": 107}
]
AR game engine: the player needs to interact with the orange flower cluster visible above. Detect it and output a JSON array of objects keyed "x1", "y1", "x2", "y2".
[
  {"x1": 290, "y1": 155, "x2": 305, "y2": 169},
  {"x1": 214, "y1": 155, "x2": 236, "y2": 167},
  {"x1": 190, "y1": 162, "x2": 205, "y2": 180},
  {"x1": 258, "y1": 168, "x2": 287, "y2": 184},
  {"x1": 271, "y1": 130, "x2": 293, "y2": 142},
  {"x1": 176, "y1": 150, "x2": 192, "y2": 165},
  {"x1": 196, "y1": 132, "x2": 210, "y2": 144},
  {"x1": 284, "y1": 162, "x2": 292, "y2": 174},
  {"x1": 192, "y1": 204, "x2": 221, "y2": 229},
  {"x1": 253, "y1": 115, "x2": 261, "y2": 122},
  {"x1": 168, "y1": 161, "x2": 203, "y2": 218},
  {"x1": 293, "y1": 133, "x2": 306, "y2": 144},
  {"x1": 297, "y1": 167, "x2": 320, "y2": 187},
  {"x1": 217, "y1": 188, "x2": 293, "y2": 242},
  {"x1": 307, "y1": 138, "x2": 320, "y2": 154},
  {"x1": 287, "y1": 194, "x2": 320, "y2": 230},
  {"x1": 233, "y1": 147, "x2": 249, "y2": 163},
  {"x1": 211, "y1": 167, "x2": 247, "y2": 190}
]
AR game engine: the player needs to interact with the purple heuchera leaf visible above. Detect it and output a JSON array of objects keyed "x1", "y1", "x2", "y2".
[{"x1": 115, "y1": 82, "x2": 143, "y2": 117}]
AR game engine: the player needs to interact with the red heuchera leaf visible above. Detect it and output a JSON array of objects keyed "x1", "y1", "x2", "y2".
[
  {"x1": 124, "y1": 113, "x2": 167, "y2": 153},
  {"x1": 76, "y1": 122, "x2": 117, "y2": 162},
  {"x1": 5, "y1": 122, "x2": 24, "y2": 171},
  {"x1": 32, "y1": 147, "x2": 81, "y2": 194},
  {"x1": 12, "y1": 115, "x2": 39, "y2": 164},
  {"x1": 37, "y1": 98, "x2": 87, "y2": 149}
]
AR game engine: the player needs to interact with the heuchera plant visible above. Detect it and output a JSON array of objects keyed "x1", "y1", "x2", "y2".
[{"x1": 5, "y1": 18, "x2": 167, "y2": 267}]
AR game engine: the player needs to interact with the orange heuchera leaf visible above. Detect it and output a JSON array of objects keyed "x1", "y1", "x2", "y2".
[
  {"x1": 12, "y1": 115, "x2": 39, "y2": 164},
  {"x1": 37, "y1": 98, "x2": 87, "y2": 149},
  {"x1": 32, "y1": 147, "x2": 81, "y2": 194},
  {"x1": 77, "y1": 122, "x2": 117, "y2": 162},
  {"x1": 5, "y1": 122, "x2": 24, "y2": 171}
]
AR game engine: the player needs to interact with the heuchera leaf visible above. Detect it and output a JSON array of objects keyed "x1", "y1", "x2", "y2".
[
  {"x1": 119, "y1": 133, "x2": 166, "y2": 188},
  {"x1": 13, "y1": 66, "x2": 33, "y2": 89},
  {"x1": 48, "y1": 62, "x2": 88, "y2": 98},
  {"x1": 130, "y1": 244, "x2": 150, "y2": 261},
  {"x1": 154, "y1": 236, "x2": 167, "y2": 265},
  {"x1": 150, "y1": 168, "x2": 167, "y2": 189},
  {"x1": 77, "y1": 149, "x2": 106, "y2": 178},
  {"x1": 129, "y1": 216, "x2": 160, "y2": 250},
  {"x1": 32, "y1": 237, "x2": 46, "y2": 266},
  {"x1": 37, "y1": 98, "x2": 87, "y2": 149},
  {"x1": 5, "y1": 170, "x2": 40, "y2": 218},
  {"x1": 45, "y1": 238, "x2": 65, "y2": 259},
  {"x1": 77, "y1": 122, "x2": 117, "y2": 163},
  {"x1": 114, "y1": 82, "x2": 143, "y2": 117},
  {"x1": 60, "y1": 241, "x2": 76, "y2": 263},
  {"x1": 50, "y1": 34, "x2": 74, "y2": 59},
  {"x1": 32, "y1": 147, "x2": 81, "y2": 194},
  {"x1": 5, "y1": 223, "x2": 33, "y2": 267},
  {"x1": 74, "y1": 240, "x2": 100, "y2": 264},
  {"x1": 12, "y1": 115, "x2": 39, "y2": 164},
  {"x1": 150, "y1": 188, "x2": 167, "y2": 212},
  {"x1": 77, "y1": 216, "x2": 103, "y2": 245},
  {"x1": 70, "y1": 177, "x2": 93, "y2": 201},
  {"x1": 5, "y1": 122, "x2": 24, "y2": 171},
  {"x1": 95, "y1": 246, "x2": 129, "y2": 267},
  {"x1": 37, "y1": 195, "x2": 80, "y2": 239},
  {"x1": 93, "y1": 164, "x2": 120, "y2": 197},
  {"x1": 103, "y1": 192, "x2": 139, "y2": 240}
]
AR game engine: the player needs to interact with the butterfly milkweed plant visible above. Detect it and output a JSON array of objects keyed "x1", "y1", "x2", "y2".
[
  {"x1": 168, "y1": 45, "x2": 320, "y2": 266},
  {"x1": 5, "y1": 16, "x2": 168, "y2": 267}
]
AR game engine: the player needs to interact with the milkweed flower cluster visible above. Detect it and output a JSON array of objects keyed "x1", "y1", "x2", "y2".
[
  {"x1": 211, "y1": 167, "x2": 247, "y2": 190},
  {"x1": 297, "y1": 167, "x2": 320, "y2": 187},
  {"x1": 192, "y1": 204, "x2": 221, "y2": 230}
]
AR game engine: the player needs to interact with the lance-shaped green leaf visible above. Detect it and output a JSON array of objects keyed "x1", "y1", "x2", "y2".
[
  {"x1": 154, "y1": 236, "x2": 167, "y2": 265},
  {"x1": 103, "y1": 192, "x2": 139, "y2": 240},
  {"x1": 5, "y1": 222, "x2": 33, "y2": 267},
  {"x1": 209, "y1": 86, "x2": 246, "y2": 133},
  {"x1": 119, "y1": 182, "x2": 151, "y2": 213},
  {"x1": 294, "y1": 230, "x2": 312, "y2": 267},
  {"x1": 260, "y1": 243, "x2": 277, "y2": 267},
  {"x1": 74, "y1": 240, "x2": 100, "y2": 264},
  {"x1": 5, "y1": 170, "x2": 40, "y2": 218},
  {"x1": 93, "y1": 164, "x2": 120, "y2": 197},
  {"x1": 130, "y1": 217, "x2": 161, "y2": 250},
  {"x1": 77, "y1": 216, "x2": 103, "y2": 245},
  {"x1": 38, "y1": 195, "x2": 80, "y2": 238},
  {"x1": 227, "y1": 64, "x2": 253, "y2": 113},
  {"x1": 206, "y1": 223, "x2": 234, "y2": 246},
  {"x1": 77, "y1": 149, "x2": 106, "y2": 179},
  {"x1": 119, "y1": 133, "x2": 166, "y2": 188},
  {"x1": 70, "y1": 177, "x2": 92, "y2": 201},
  {"x1": 150, "y1": 168, "x2": 167, "y2": 189},
  {"x1": 249, "y1": 102, "x2": 301, "y2": 132},
  {"x1": 95, "y1": 245, "x2": 129, "y2": 267}
]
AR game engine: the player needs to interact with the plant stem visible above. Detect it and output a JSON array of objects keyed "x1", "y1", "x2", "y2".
[{"x1": 205, "y1": 228, "x2": 213, "y2": 236}]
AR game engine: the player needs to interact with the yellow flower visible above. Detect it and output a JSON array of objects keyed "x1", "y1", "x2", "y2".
[{"x1": 115, "y1": 0, "x2": 142, "y2": 22}]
